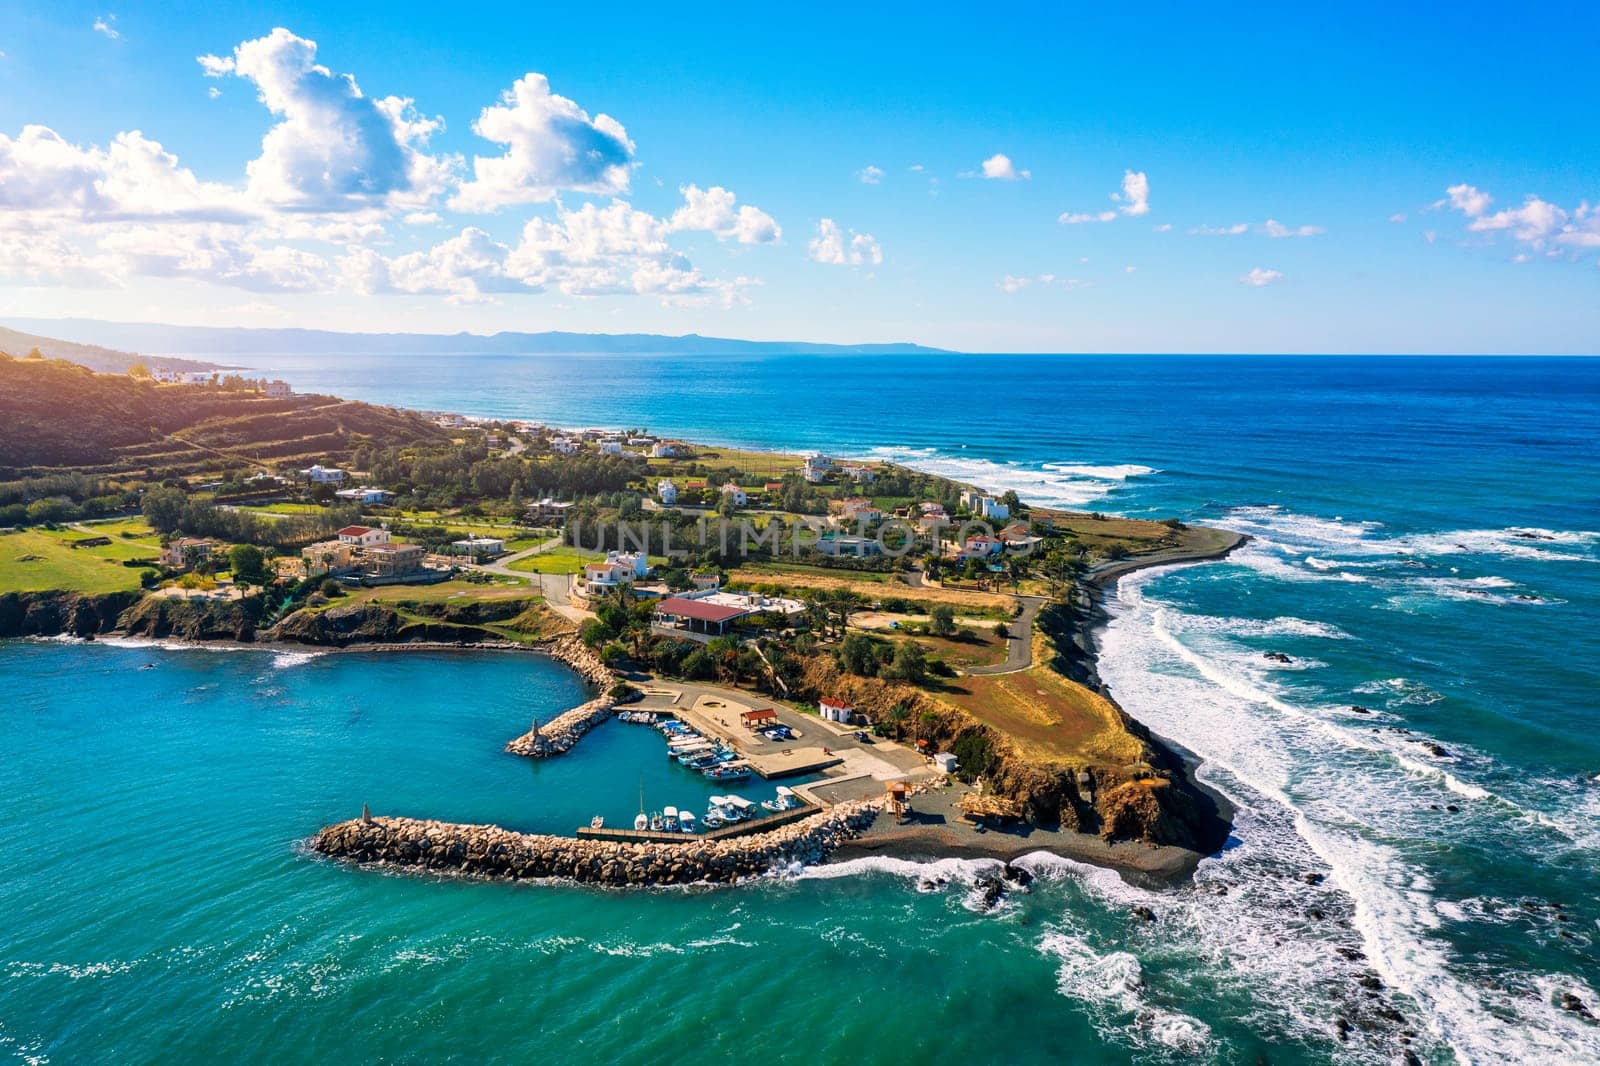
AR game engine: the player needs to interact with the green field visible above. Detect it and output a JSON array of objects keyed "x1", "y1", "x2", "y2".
[
  {"x1": 0, "y1": 528, "x2": 153, "y2": 594},
  {"x1": 235, "y1": 502, "x2": 331, "y2": 516},
  {"x1": 506, "y1": 545, "x2": 601, "y2": 575}
]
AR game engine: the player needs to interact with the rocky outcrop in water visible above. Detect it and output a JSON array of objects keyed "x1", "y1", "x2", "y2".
[
  {"x1": 310, "y1": 801, "x2": 880, "y2": 885},
  {"x1": 117, "y1": 595, "x2": 262, "y2": 642}
]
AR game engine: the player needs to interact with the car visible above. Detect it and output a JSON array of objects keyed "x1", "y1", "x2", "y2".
[{"x1": 853, "y1": 730, "x2": 873, "y2": 743}]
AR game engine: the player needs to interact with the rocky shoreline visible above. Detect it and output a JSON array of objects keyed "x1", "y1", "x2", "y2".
[{"x1": 310, "y1": 801, "x2": 881, "y2": 886}]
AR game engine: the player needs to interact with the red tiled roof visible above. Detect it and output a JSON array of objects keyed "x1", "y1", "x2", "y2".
[
  {"x1": 337, "y1": 525, "x2": 374, "y2": 536},
  {"x1": 820, "y1": 697, "x2": 851, "y2": 710},
  {"x1": 655, "y1": 597, "x2": 748, "y2": 623}
]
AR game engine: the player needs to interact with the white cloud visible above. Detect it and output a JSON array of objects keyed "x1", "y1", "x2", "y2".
[
  {"x1": 1263, "y1": 219, "x2": 1324, "y2": 238},
  {"x1": 1153, "y1": 223, "x2": 1173, "y2": 232},
  {"x1": 980, "y1": 153, "x2": 1029, "y2": 181},
  {"x1": 0, "y1": 125, "x2": 250, "y2": 222},
  {"x1": 200, "y1": 28, "x2": 454, "y2": 213},
  {"x1": 1439, "y1": 183, "x2": 1600, "y2": 257},
  {"x1": 808, "y1": 218, "x2": 882, "y2": 266},
  {"x1": 451, "y1": 73, "x2": 633, "y2": 212},
  {"x1": 1124, "y1": 264, "x2": 1136, "y2": 273},
  {"x1": 1191, "y1": 223, "x2": 1249, "y2": 236},
  {"x1": 1113, "y1": 170, "x2": 1149, "y2": 216},
  {"x1": 1389, "y1": 212, "x2": 1407, "y2": 223},
  {"x1": 856, "y1": 165, "x2": 884, "y2": 185},
  {"x1": 667, "y1": 184, "x2": 780, "y2": 244},
  {"x1": 1241, "y1": 267, "x2": 1282, "y2": 287},
  {"x1": 93, "y1": 15, "x2": 119, "y2": 40},
  {"x1": 207, "y1": 86, "x2": 222, "y2": 100},
  {"x1": 1441, "y1": 183, "x2": 1491, "y2": 217},
  {"x1": 998, "y1": 273, "x2": 1084, "y2": 293},
  {"x1": 1059, "y1": 170, "x2": 1150, "y2": 223}
]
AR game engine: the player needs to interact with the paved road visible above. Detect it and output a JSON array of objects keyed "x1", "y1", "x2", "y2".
[
  {"x1": 466, "y1": 537, "x2": 592, "y2": 623},
  {"x1": 965, "y1": 593, "x2": 1046, "y2": 676}
]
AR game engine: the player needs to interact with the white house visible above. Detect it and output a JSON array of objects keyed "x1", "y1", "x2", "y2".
[
  {"x1": 334, "y1": 486, "x2": 394, "y2": 505},
  {"x1": 978, "y1": 496, "x2": 1011, "y2": 522},
  {"x1": 819, "y1": 698, "x2": 854, "y2": 724},
  {"x1": 452, "y1": 536, "x2": 505, "y2": 559},
  {"x1": 720, "y1": 482, "x2": 748, "y2": 507},
  {"x1": 550, "y1": 437, "x2": 580, "y2": 455},
  {"x1": 264, "y1": 379, "x2": 292, "y2": 398},
  {"x1": 841, "y1": 463, "x2": 876, "y2": 483},
  {"x1": 302, "y1": 464, "x2": 347, "y2": 485},
  {"x1": 336, "y1": 525, "x2": 391, "y2": 548},
  {"x1": 802, "y1": 454, "x2": 833, "y2": 483},
  {"x1": 599, "y1": 440, "x2": 624, "y2": 456},
  {"x1": 834, "y1": 497, "x2": 884, "y2": 524},
  {"x1": 651, "y1": 441, "x2": 691, "y2": 458},
  {"x1": 933, "y1": 752, "x2": 959, "y2": 774},
  {"x1": 155, "y1": 369, "x2": 213, "y2": 385},
  {"x1": 580, "y1": 551, "x2": 650, "y2": 597},
  {"x1": 657, "y1": 479, "x2": 679, "y2": 504}
]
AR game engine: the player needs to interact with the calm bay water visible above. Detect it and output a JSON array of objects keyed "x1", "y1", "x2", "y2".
[{"x1": 5, "y1": 354, "x2": 1600, "y2": 1063}]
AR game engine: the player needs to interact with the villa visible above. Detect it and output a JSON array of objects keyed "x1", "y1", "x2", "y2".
[
  {"x1": 264, "y1": 379, "x2": 292, "y2": 398},
  {"x1": 527, "y1": 498, "x2": 574, "y2": 524},
  {"x1": 154, "y1": 369, "x2": 213, "y2": 384},
  {"x1": 302, "y1": 464, "x2": 347, "y2": 485},
  {"x1": 657, "y1": 479, "x2": 678, "y2": 504},
  {"x1": 362, "y1": 542, "x2": 427, "y2": 578},
  {"x1": 599, "y1": 440, "x2": 624, "y2": 456},
  {"x1": 833, "y1": 497, "x2": 884, "y2": 524},
  {"x1": 840, "y1": 463, "x2": 876, "y2": 483},
  {"x1": 651, "y1": 441, "x2": 691, "y2": 458},
  {"x1": 334, "y1": 486, "x2": 394, "y2": 505},
  {"x1": 816, "y1": 533, "x2": 882, "y2": 558},
  {"x1": 957, "y1": 534, "x2": 1005, "y2": 559},
  {"x1": 451, "y1": 536, "x2": 505, "y2": 559},
  {"x1": 550, "y1": 437, "x2": 580, "y2": 455},
  {"x1": 301, "y1": 539, "x2": 357, "y2": 577},
  {"x1": 160, "y1": 537, "x2": 216, "y2": 569},
  {"x1": 337, "y1": 525, "x2": 391, "y2": 548},
  {"x1": 580, "y1": 551, "x2": 650, "y2": 597},
  {"x1": 802, "y1": 454, "x2": 834, "y2": 483},
  {"x1": 720, "y1": 482, "x2": 748, "y2": 506}
]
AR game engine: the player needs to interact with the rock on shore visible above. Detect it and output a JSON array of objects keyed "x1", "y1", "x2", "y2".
[{"x1": 310, "y1": 801, "x2": 881, "y2": 885}]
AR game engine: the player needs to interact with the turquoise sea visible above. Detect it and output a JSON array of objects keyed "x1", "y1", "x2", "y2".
[{"x1": 5, "y1": 354, "x2": 1599, "y2": 1064}]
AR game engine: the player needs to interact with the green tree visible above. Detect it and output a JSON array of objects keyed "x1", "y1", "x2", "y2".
[
  {"x1": 127, "y1": 362, "x2": 151, "y2": 378},
  {"x1": 228, "y1": 544, "x2": 269, "y2": 585},
  {"x1": 579, "y1": 618, "x2": 611, "y2": 647},
  {"x1": 141, "y1": 485, "x2": 187, "y2": 533},
  {"x1": 839, "y1": 633, "x2": 879, "y2": 677},
  {"x1": 930, "y1": 604, "x2": 957, "y2": 637},
  {"x1": 885, "y1": 640, "x2": 928, "y2": 684}
]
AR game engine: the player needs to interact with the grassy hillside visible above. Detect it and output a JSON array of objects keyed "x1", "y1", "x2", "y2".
[{"x1": 0, "y1": 354, "x2": 450, "y2": 479}]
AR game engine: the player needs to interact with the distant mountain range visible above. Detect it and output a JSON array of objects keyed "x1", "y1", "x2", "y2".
[{"x1": 3, "y1": 318, "x2": 952, "y2": 358}]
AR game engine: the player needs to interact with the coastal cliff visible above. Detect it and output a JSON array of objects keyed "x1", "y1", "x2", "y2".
[
  {"x1": 0, "y1": 590, "x2": 141, "y2": 638},
  {"x1": 311, "y1": 801, "x2": 880, "y2": 885}
]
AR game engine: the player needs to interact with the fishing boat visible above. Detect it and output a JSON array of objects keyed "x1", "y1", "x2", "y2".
[
  {"x1": 679, "y1": 753, "x2": 718, "y2": 770},
  {"x1": 723, "y1": 795, "x2": 756, "y2": 822},
  {"x1": 703, "y1": 764, "x2": 751, "y2": 782},
  {"x1": 761, "y1": 786, "x2": 799, "y2": 812},
  {"x1": 649, "y1": 811, "x2": 665, "y2": 832},
  {"x1": 662, "y1": 806, "x2": 680, "y2": 832},
  {"x1": 590, "y1": 815, "x2": 605, "y2": 829},
  {"x1": 678, "y1": 810, "x2": 697, "y2": 834},
  {"x1": 702, "y1": 807, "x2": 726, "y2": 829},
  {"x1": 705, "y1": 796, "x2": 734, "y2": 826},
  {"x1": 633, "y1": 811, "x2": 649, "y2": 831}
]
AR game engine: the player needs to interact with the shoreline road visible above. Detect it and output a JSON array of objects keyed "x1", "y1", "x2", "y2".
[{"x1": 965, "y1": 594, "x2": 1045, "y2": 675}]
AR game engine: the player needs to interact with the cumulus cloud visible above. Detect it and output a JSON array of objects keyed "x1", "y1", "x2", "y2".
[
  {"x1": 0, "y1": 125, "x2": 250, "y2": 222},
  {"x1": 856, "y1": 165, "x2": 883, "y2": 185},
  {"x1": 980, "y1": 153, "x2": 1029, "y2": 181},
  {"x1": 199, "y1": 28, "x2": 453, "y2": 212},
  {"x1": 667, "y1": 184, "x2": 780, "y2": 244},
  {"x1": 450, "y1": 73, "x2": 633, "y2": 212},
  {"x1": 1113, "y1": 170, "x2": 1149, "y2": 215},
  {"x1": 1059, "y1": 170, "x2": 1150, "y2": 223},
  {"x1": 1438, "y1": 182, "x2": 1600, "y2": 257},
  {"x1": 1241, "y1": 267, "x2": 1282, "y2": 287},
  {"x1": 808, "y1": 219, "x2": 882, "y2": 266}
]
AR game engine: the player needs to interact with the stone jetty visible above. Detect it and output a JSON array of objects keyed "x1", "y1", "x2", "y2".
[
  {"x1": 503, "y1": 633, "x2": 620, "y2": 757},
  {"x1": 504, "y1": 694, "x2": 615, "y2": 756},
  {"x1": 310, "y1": 801, "x2": 881, "y2": 886}
]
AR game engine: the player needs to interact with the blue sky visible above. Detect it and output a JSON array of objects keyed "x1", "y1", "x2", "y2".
[{"x1": 0, "y1": 1, "x2": 1597, "y2": 352}]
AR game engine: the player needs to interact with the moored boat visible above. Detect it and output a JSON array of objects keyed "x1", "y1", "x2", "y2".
[
  {"x1": 703, "y1": 764, "x2": 751, "y2": 782},
  {"x1": 761, "y1": 786, "x2": 799, "y2": 812},
  {"x1": 678, "y1": 810, "x2": 697, "y2": 833}
]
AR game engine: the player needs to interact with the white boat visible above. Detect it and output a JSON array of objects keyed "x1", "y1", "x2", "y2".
[
  {"x1": 634, "y1": 811, "x2": 649, "y2": 832},
  {"x1": 761, "y1": 786, "x2": 799, "y2": 812},
  {"x1": 649, "y1": 811, "x2": 664, "y2": 832},
  {"x1": 678, "y1": 810, "x2": 697, "y2": 833},
  {"x1": 702, "y1": 810, "x2": 726, "y2": 829},
  {"x1": 723, "y1": 795, "x2": 755, "y2": 822},
  {"x1": 590, "y1": 815, "x2": 605, "y2": 829},
  {"x1": 662, "y1": 805, "x2": 679, "y2": 831}
]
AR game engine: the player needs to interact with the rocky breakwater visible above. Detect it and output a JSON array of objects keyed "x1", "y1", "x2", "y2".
[
  {"x1": 310, "y1": 801, "x2": 881, "y2": 885},
  {"x1": 503, "y1": 634, "x2": 622, "y2": 756},
  {"x1": 504, "y1": 693, "x2": 616, "y2": 756}
]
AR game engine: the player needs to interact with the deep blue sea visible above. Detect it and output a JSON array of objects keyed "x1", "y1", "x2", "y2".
[{"x1": 5, "y1": 354, "x2": 1598, "y2": 1064}]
